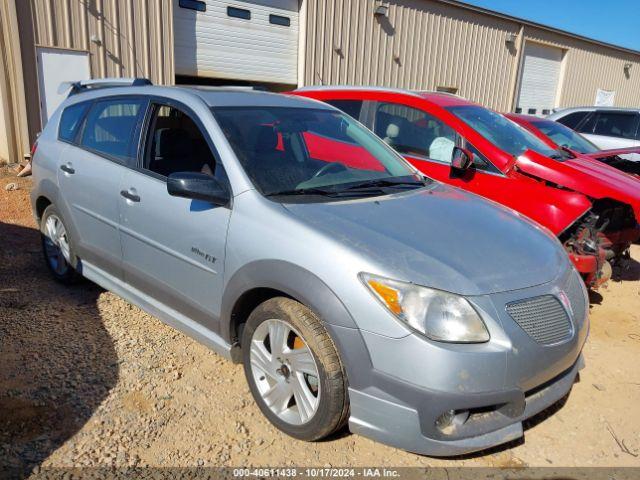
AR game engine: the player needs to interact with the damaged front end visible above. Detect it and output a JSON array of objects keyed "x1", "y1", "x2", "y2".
[
  {"x1": 560, "y1": 211, "x2": 612, "y2": 289},
  {"x1": 590, "y1": 199, "x2": 640, "y2": 256}
]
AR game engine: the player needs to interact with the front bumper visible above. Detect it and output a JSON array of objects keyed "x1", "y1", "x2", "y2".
[
  {"x1": 348, "y1": 355, "x2": 584, "y2": 457},
  {"x1": 327, "y1": 269, "x2": 589, "y2": 457}
]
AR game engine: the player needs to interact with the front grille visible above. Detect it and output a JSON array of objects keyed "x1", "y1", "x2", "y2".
[
  {"x1": 565, "y1": 270, "x2": 587, "y2": 324},
  {"x1": 506, "y1": 295, "x2": 572, "y2": 345}
]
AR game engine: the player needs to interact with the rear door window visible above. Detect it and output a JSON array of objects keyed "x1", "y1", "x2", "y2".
[
  {"x1": 58, "y1": 102, "x2": 90, "y2": 143},
  {"x1": 80, "y1": 99, "x2": 145, "y2": 163},
  {"x1": 591, "y1": 112, "x2": 640, "y2": 139}
]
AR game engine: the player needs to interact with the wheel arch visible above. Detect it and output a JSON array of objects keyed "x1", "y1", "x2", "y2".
[{"x1": 222, "y1": 260, "x2": 359, "y2": 350}]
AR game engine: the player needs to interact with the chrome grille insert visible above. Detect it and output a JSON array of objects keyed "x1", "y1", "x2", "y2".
[{"x1": 506, "y1": 295, "x2": 572, "y2": 345}]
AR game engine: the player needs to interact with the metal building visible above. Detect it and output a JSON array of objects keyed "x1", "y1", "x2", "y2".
[{"x1": 1, "y1": 0, "x2": 639, "y2": 165}]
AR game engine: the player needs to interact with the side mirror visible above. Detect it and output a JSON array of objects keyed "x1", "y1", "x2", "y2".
[
  {"x1": 167, "y1": 172, "x2": 230, "y2": 206},
  {"x1": 451, "y1": 146, "x2": 474, "y2": 171}
]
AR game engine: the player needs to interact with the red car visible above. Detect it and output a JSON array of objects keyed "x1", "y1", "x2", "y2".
[
  {"x1": 505, "y1": 113, "x2": 640, "y2": 177},
  {"x1": 293, "y1": 88, "x2": 640, "y2": 287}
]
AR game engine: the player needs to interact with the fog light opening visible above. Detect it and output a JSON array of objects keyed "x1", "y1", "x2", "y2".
[{"x1": 435, "y1": 409, "x2": 470, "y2": 435}]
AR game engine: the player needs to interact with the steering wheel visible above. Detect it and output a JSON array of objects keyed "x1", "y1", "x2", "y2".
[{"x1": 313, "y1": 162, "x2": 348, "y2": 178}]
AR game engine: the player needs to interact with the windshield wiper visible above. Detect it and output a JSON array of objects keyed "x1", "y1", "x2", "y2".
[
  {"x1": 266, "y1": 187, "x2": 341, "y2": 197},
  {"x1": 338, "y1": 177, "x2": 429, "y2": 191}
]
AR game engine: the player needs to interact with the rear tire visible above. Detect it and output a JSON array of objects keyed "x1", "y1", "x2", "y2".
[
  {"x1": 242, "y1": 297, "x2": 349, "y2": 441},
  {"x1": 40, "y1": 204, "x2": 80, "y2": 284}
]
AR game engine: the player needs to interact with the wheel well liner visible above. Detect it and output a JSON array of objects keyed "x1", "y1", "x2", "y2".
[{"x1": 35, "y1": 196, "x2": 52, "y2": 222}]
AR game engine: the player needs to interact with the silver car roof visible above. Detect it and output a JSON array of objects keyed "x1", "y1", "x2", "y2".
[{"x1": 62, "y1": 84, "x2": 334, "y2": 110}]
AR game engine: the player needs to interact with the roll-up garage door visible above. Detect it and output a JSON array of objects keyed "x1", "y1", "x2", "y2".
[
  {"x1": 516, "y1": 42, "x2": 564, "y2": 116},
  {"x1": 174, "y1": 0, "x2": 299, "y2": 85}
]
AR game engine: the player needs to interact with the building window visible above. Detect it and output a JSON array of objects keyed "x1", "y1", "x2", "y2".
[
  {"x1": 179, "y1": 0, "x2": 206, "y2": 12},
  {"x1": 528, "y1": 108, "x2": 537, "y2": 115},
  {"x1": 269, "y1": 14, "x2": 290, "y2": 27},
  {"x1": 227, "y1": 6, "x2": 251, "y2": 20}
]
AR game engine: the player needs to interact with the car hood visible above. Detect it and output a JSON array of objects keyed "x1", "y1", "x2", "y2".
[
  {"x1": 283, "y1": 183, "x2": 568, "y2": 296},
  {"x1": 516, "y1": 150, "x2": 640, "y2": 221}
]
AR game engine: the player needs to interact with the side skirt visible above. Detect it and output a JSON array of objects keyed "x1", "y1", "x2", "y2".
[{"x1": 81, "y1": 260, "x2": 235, "y2": 361}]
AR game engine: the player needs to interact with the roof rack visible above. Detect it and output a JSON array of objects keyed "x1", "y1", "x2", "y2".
[{"x1": 64, "y1": 77, "x2": 153, "y2": 96}]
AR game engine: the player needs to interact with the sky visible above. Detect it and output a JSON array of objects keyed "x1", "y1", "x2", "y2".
[{"x1": 459, "y1": 0, "x2": 640, "y2": 51}]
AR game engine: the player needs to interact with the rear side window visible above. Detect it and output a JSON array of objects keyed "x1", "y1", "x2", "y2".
[
  {"x1": 80, "y1": 99, "x2": 145, "y2": 162},
  {"x1": 591, "y1": 112, "x2": 640, "y2": 139},
  {"x1": 556, "y1": 111, "x2": 590, "y2": 130},
  {"x1": 58, "y1": 103, "x2": 89, "y2": 143},
  {"x1": 325, "y1": 99, "x2": 364, "y2": 121}
]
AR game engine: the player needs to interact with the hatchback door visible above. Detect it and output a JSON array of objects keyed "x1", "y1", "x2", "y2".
[
  {"x1": 119, "y1": 101, "x2": 231, "y2": 331},
  {"x1": 57, "y1": 97, "x2": 146, "y2": 279}
]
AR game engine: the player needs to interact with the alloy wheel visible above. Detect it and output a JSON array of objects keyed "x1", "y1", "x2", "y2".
[
  {"x1": 43, "y1": 214, "x2": 71, "y2": 276},
  {"x1": 249, "y1": 319, "x2": 321, "y2": 425}
]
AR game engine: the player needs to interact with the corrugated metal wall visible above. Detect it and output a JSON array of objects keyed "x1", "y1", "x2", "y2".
[
  {"x1": 303, "y1": 0, "x2": 521, "y2": 111},
  {"x1": 0, "y1": 0, "x2": 175, "y2": 164},
  {"x1": 302, "y1": 0, "x2": 640, "y2": 111},
  {"x1": 0, "y1": 0, "x2": 31, "y2": 165},
  {"x1": 524, "y1": 26, "x2": 640, "y2": 108},
  {"x1": 26, "y1": 0, "x2": 174, "y2": 85}
]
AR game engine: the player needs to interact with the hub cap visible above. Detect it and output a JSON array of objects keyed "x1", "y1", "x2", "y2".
[
  {"x1": 249, "y1": 319, "x2": 320, "y2": 425},
  {"x1": 43, "y1": 214, "x2": 71, "y2": 275}
]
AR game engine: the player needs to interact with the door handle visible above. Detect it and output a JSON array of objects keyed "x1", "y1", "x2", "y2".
[
  {"x1": 120, "y1": 190, "x2": 140, "y2": 202},
  {"x1": 60, "y1": 164, "x2": 75, "y2": 174}
]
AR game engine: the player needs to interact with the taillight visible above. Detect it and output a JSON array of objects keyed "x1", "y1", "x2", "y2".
[{"x1": 30, "y1": 141, "x2": 38, "y2": 158}]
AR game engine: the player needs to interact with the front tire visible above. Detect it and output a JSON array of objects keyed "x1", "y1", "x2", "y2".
[
  {"x1": 242, "y1": 297, "x2": 349, "y2": 441},
  {"x1": 40, "y1": 204, "x2": 79, "y2": 284}
]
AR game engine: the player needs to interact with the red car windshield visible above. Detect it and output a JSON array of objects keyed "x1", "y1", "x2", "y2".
[
  {"x1": 448, "y1": 105, "x2": 560, "y2": 159},
  {"x1": 530, "y1": 119, "x2": 600, "y2": 154}
]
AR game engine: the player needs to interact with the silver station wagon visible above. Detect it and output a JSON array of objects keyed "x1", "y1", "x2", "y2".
[{"x1": 31, "y1": 80, "x2": 589, "y2": 456}]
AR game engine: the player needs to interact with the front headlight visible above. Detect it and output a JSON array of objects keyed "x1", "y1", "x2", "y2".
[{"x1": 360, "y1": 273, "x2": 490, "y2": 343}]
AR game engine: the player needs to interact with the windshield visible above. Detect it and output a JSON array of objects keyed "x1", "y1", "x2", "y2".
[
  {"x1": 530, "y1": 119, "x2": 600, "y2": 154},
  {"x1": 447, "y1": 106, "x2": 560, "y2": 159},
  {"x1": 212, "y1": 106, "x2": 426, "y2": 199}
]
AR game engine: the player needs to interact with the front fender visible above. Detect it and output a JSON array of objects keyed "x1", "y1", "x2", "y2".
[{"x1": 221, "y1": 260, "x2": 359, "y2": 341}]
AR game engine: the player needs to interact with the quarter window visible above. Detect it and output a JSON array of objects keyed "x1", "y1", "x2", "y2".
[
  {"x1": 325, "y1": 99, "x2": 364, "y2": 121},
  {"x1": 58, "y1": 102, "x2": 90, "y2": 143},
  {"x1": 80, "y1": 99, "x2": 144, "y2": 162},
  {"x1": 373, "y1": 103, "x2": 457, "y2": 164}
]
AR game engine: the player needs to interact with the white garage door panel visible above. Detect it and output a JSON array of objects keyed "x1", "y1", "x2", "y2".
[
  {"x1": 37, "y1": 48, "x2": 91, "y2": 126},
  {"x1": 517, "y1": 42, "x2": 563, "y2": 116},
  {"x1": 174, "y1": 0, "x2": 299, "y2": 84}
]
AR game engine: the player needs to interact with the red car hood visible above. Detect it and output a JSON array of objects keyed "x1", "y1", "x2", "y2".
[
  {"x1": 584, "y1": 146, "x2": 640, "y2": 160},
  {"x1": 467, "y1": 177, "x2": 592, "y2": 235},
  {"x1": 516, "y1": 150, "x2": 640, "y2": 221}
]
